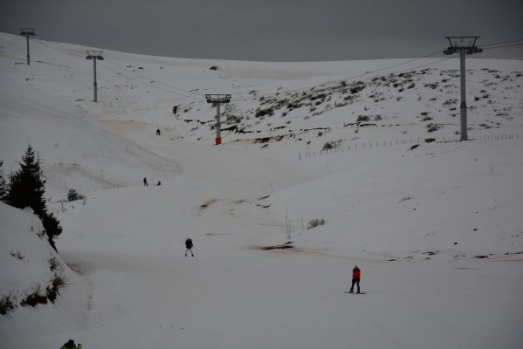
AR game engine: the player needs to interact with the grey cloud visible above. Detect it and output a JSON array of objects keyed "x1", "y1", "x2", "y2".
[{"x1": 1, "y1": 0, "x2": 522, "y2": 61}]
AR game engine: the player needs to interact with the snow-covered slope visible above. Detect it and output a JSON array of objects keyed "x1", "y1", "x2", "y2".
[
  {"x1": 1, "y1": 32, "x2": 522, "y2": 349},
  {"x1": 0, "y1": 203, "x2": 89, "y2": 338}
]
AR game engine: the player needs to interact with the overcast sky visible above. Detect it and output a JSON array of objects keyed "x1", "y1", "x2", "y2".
[{"x1": 1, "y1": 0, "x2": 522, "y2": 62}]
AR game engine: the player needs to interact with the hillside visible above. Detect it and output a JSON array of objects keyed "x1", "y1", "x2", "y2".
[{"x1": 1, "y1": 32, "x2": 523, "y2": 349}]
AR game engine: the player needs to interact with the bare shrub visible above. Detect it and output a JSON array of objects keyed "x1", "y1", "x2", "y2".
[
  {"x1": 47, "y1": 272, "x2": 69, "y2": 303},
  {"x1": 9, "y1": 251, "x2": 25, "y2": 260},
  {"x1": 399, "y1": 194, "x2": 413, "y2": 203},
  {"x1": 322, "y1": 140, "x2": 343, "y2": 151},
  {"x1": 48, "y1": 256, "x2": 63, "y2": 272},
  {"x1": 307, "y1": 218, "x2": 326, "y2": 230},
  {"x1": 443, "y1": 98, "x2": 458, "y2": 106},
  {"x1": 36, "y1": 230, "x2": 46, "y2": 239},
  {"x1": 21, "y1": 284, "x2": 48, "y2": 307},
  {"x1": 426, "y1": 123, "x2": 442, "y2": 133}
]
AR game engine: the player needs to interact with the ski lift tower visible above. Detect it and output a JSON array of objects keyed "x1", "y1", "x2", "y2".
[
  {"x1": 20, "y1": 28, "x2": 35, "y2": 65},
  {"x1": 443, "y1": 36, "x2": 482, "y2": 141},
  {"x1": 86, "y1": 50, "x2": 104, "y2": 102},
  {"x1": 206, "y1": 94, "x2": 231, "y2": 145}
]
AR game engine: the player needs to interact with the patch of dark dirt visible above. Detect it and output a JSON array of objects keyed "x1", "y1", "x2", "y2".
[
  {"x1": 259, "y1": 241, "x2": 294, "y2": 250},
  {"x1": 200, "y1": 198, "x2": 218, "y2": 209}
]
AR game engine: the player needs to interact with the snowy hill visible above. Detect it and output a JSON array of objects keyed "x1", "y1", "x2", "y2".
[{"x1": 1, "y1": 32, "x2": 523, "y2": 349}]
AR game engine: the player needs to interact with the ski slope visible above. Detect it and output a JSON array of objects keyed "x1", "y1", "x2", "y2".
[{"x1": 1, "y1": 32, "x2": 523, "y2": 349}]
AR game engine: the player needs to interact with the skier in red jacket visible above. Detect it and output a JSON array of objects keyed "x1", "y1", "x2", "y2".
[{"x1": 349, "y1": 265, "x2": 361, "y2": 293}]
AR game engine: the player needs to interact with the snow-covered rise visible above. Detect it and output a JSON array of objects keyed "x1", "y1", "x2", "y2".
[
  {"x1": 0, "y1": 203, "x2": 89, "y2": 337},
  {"x1": 1, "y1": 32, "x2": 523, "y2": 349}
]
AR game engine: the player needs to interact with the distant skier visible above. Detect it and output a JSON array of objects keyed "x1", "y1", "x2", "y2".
[
  {"x1": 349, "y1": 265, "x2": 361, "y2": 293},
  {"x1": 156, "y1": 180, "x2": 161, "y2": 186},
  {"x1": 60, "y1": 339, "x2": 82, "y2": 349},
  {"x1": 185, "y1": 238, "x2": 194, "y2": 257},
  {"x1": 156, "y1": 129, "x2": 161, "y2": 136},
  {"x1": 143, "y1": 177, "x2": 148, "y2": 186}
]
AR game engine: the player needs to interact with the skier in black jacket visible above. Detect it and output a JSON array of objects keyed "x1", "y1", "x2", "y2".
[
  {"x1": 185, "y1": 238, "x2": 194, "y2": 257},
  {"x1": 61, "y1": 339, "x2": 82, "y2": 349}
]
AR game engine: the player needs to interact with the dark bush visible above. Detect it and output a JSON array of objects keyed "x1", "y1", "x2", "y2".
[
  {"x1": 67, "y1": 188, "x2": 85, "y2": 202},
  {"x1": 322, "y1": 142, "x2": 334, "y2": 151},
  {"x1": 0, "y1": 294, "x2": 17, "y2": 315},
  {"x1": 357, "y1": 115, "x2": 370, "y2": 122},
  {"x1": 255, "y1": 108, "x2": 274, "y2": 118},
  {"x1": 350, "y1": 82, "x2": 366, "y2": 94},
  {"x1": 426, "y1": 123, "x2": 441, "y2": 133}
]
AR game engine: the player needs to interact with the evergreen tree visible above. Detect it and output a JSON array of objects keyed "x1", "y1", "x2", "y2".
[
  {"x1": 6, "y1": 145, "x2": 47, "y2": 216},
  {"x1": 6, "y1": 145, "x2": 62, "y2": 250},
  {"x1": 41, "y1": 211, "x2": 62, "y2": 251}
]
